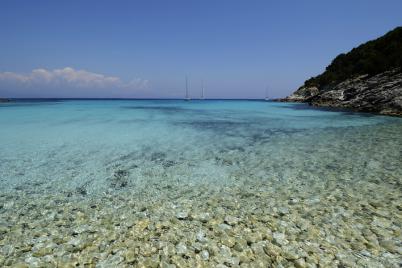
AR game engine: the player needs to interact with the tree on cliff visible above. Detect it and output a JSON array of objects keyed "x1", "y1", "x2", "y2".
[{"x1": 305, "y1": 26, "x2": 402, "y2": 89}]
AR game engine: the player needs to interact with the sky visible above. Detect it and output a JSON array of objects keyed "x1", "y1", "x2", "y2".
[{"x1": 0, "y1": 0, "x2": 401, "y2": 99}]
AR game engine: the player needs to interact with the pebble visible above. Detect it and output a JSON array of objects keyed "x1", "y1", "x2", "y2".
[
  {"x1": 294, "y1": 258, "x2": 307, "y2": 268},
  {"x1": 224, "y1": 215, "x2": 239, "y2": 226},
  {"x1": 200, "y1": 250, "x2": 210, "y2": 260},
  {"x1": 176, "y1": 242, "x2": 188, "y2": 255},
  {"x1": 124, "y1": 250, "x2": 136, "y2": 263},
  {"x1": 218, "y1": 223, "x2": 232, "y2": 231},
  {"x1": 176, "y1": 211, "x2": 189, "y2": 220},
  {"x1": 273, "y1": 232, "x2": 289, "y2": 246},
  {"x1": 196, "y1": 230, "x2": 207, "y2": 243},
  {"x1": 197, "y1": 212, "x2": 211, "y2": 223}
]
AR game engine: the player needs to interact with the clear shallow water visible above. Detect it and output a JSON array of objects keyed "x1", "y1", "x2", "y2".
[{"x1": 0, "y1": 100, "x2": 401, "y2": 267}]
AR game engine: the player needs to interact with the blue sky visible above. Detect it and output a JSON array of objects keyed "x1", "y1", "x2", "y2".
[{"x1": 0, "y1": 0, "x2": 401, "y2": 98}]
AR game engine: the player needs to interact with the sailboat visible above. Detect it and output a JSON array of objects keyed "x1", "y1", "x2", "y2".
[
  {"x1": 185, "y1": 76, "x2": 191, "y2": 101},
  {"x1": 201, "y1": 79, "x2": 205, "y2": 100},
  {"x1": 265, "y1": 86, "x2": 270, "y2": 101}
]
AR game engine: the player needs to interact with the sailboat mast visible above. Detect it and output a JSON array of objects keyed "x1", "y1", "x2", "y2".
[
  {"x1": 185, "y1": 76, "x2": 189, "y2": 99},
  {"x1": 201, "y1": 79, "x2": 204, "y2": 99}
]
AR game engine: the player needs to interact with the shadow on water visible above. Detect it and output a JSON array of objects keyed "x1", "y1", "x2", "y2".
[
  {"x1": 282, "y1": 103, "x2": 377, "y2": 117},
  {"x1": 121, "y1": 106, "x2": 186, "y2": 112},
  {"x1": 121, "y1": 105, "x2": 210, "y2": 115},
  {"x1": 177, "y1": 120, "x2": 251, "y2": 131},
  {"x1": 176, "y1": 117, "x2": 307, "y2": 145}
]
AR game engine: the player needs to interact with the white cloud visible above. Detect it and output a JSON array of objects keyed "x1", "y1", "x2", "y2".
[{"x1": 0, "y1": 67, "x2": 148, "y2": 90}]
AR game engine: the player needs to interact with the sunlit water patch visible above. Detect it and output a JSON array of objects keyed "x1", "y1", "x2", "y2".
[{"x1": 0, "y1": 100, "x2": 401, "y2": 267}]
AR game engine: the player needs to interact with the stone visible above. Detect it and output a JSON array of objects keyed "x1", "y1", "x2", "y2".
[
  {"x1": 218, "y1": 223, "x2": 232, "y2": 231},
  {"x1": 273, "y1": 232, "x2": 289, "y2": 246},
  {"x1": 197, "y1": 212, "x2": 211, "y2": 223},
  {"x1": 124, "y1": 250, "x2": 137, "y2": 263},
  {"x1": 372, "y1": 217, "x2": 392, "y2": 228},
  {"x1": 379, "y1": 240, "x2": 399, "y2": 253},
  {"x1": 176, "y1": 242, "x2": 188, "y2": 255},
  {"x1": 238, "y1": 248, "x2": 255, "y2": 263},
  {"x1": 294, "y1": 258, "x2": 307, "y2": 268},
  {"x1": 192, "y1": 242, "x2": 203, "y2": 253},
  {"x1": 224, "y1": 215, "x2": 239, "y2": 226},
  {"x1": 162, "y1": 244, "x2": 176, "y2": 256},
  {"x1": 278, "y1": 207, "x2": 289, "y2": 215},
  {"x1": 24, "y1": 257, "x2": 40, "y2": 267},
  {"x1": 96, "y1": 255, "x2": 124, "y2": 267},
  {"x1": 176, "y1": 211, "x2": 189, "y2": 220},
  {"x1": 283, "y1": 248, "x2": 299, "y2": 260},
  {"x1": 140, "y1": 243, "x2": 157, "y2": 257},
  {"x1": 135, "y1": 218, "x2": 150, "y2": 231},
  {"x1": 289, "y1": 198, "x2": 300, "y2": 205},
  {"x1": 221, "y1": 235, "x2": 236, "y2": 248},
  {"x1": 13, "y1": 264, "x2": 29, "y2": 268},
  {"x1": 196, "y1": 230, "x2": 207, "y2": 243},
  {"x1": 200, "y1": 250, "x2": 210, "y2": 260}
]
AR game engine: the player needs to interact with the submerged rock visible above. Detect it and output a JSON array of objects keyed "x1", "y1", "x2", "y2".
[
  {"x1": 200, "y1": 250, "x2": 210, "y2": 260},
  {"x1": 175, "y1": 242, "x2": 188, "y2": 255},
  {"x1": 175, "y1": 211, "x2": 189, "y2": 220},
  {"x1": 273, "y1": 232, "x2": 289, "y2": 246},
  {"x1": 224, "y1": 215, "x2": 240, "y2": 226},
  {"x1": 196, "y1": 230, "x2": 207, "y2": 243}
]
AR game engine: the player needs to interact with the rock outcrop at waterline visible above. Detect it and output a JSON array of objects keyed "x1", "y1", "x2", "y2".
[
  {"x1": 283, "y1": 69, "x2": 402, "y2": 116},
  {"x1": 282, "y1": 26, "x2": 402, "y2": 116}
]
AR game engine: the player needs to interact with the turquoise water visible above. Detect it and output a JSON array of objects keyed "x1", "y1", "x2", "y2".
[{"x1": 0, "y1": 100, "x2": 401, "y2": 267}]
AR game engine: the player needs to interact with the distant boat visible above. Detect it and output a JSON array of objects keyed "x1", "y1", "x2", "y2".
[
  {"x1": 265, "y1": 86, "x2": 270, "y2": 101},
  {"x1": 201, "y1": 79, "x2": 205, "y2": 100},
  {"x1": 185, "y1": 76, "x2": 191, "y2": 101}
]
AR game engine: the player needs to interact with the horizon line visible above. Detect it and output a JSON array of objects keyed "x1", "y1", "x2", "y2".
[{"x1": 2, "y1": 97, "x2": 277, "y2": 101}]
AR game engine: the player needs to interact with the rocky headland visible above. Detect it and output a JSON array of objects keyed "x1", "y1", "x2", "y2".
[{"x1": 282, "y1": 27, "x2": 402, "y2": 116}]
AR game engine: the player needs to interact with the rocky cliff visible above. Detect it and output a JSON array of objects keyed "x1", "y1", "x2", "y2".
[
  {"x1": 282, "y1": 27, "x2": 402, "y2": 116},
  {"x1": 284, "y1": 69, "x2": 402, "y2": 116}
]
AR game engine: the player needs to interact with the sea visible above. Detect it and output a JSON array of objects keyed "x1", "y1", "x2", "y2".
[{"x1": 0, "y1": 99, "x2": 401, "y2": 267}]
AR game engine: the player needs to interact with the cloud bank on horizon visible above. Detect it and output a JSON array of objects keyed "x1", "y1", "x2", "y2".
[{"x1": 0, "y1": 67, "x2": 148, "y2": 98}]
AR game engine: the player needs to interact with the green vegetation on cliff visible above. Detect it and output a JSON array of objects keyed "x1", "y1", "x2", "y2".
[{"x1": 305, "y1": 27, "x2": 402, "y2": 89}]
